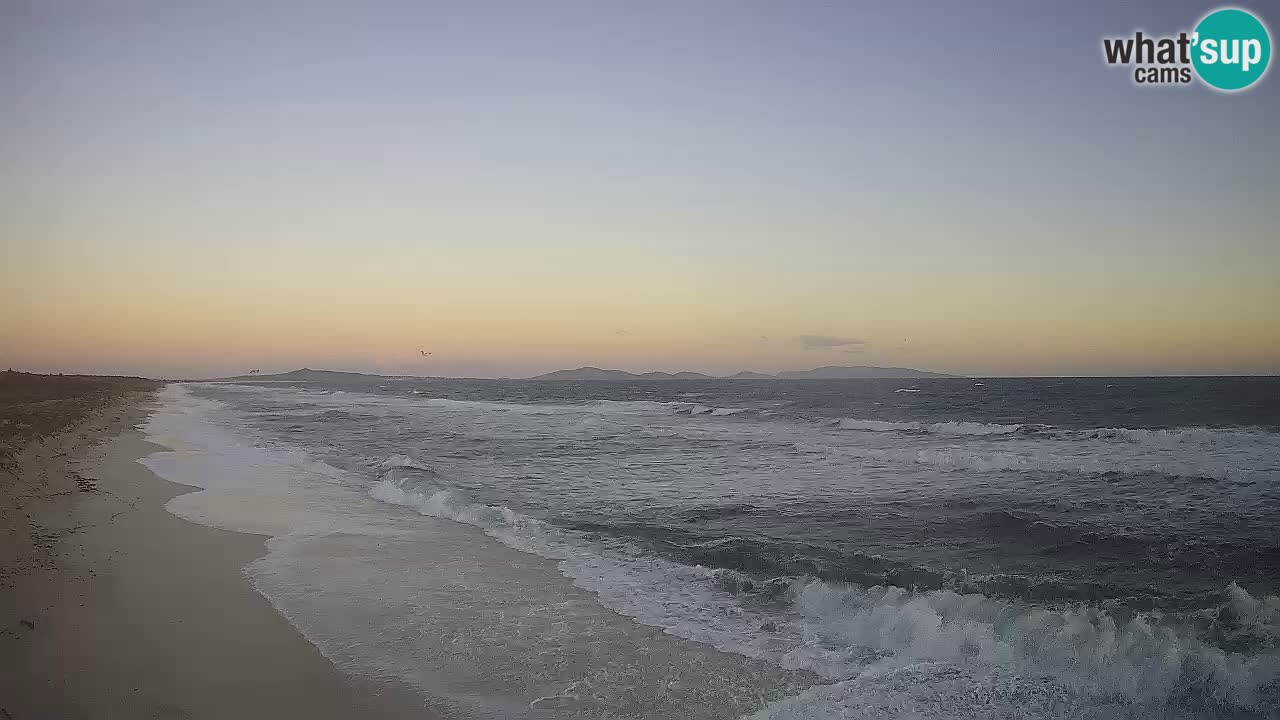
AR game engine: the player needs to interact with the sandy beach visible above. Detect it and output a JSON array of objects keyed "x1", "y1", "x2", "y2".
[
  {"x1": 6, "y1": 373, "x2": 1272, "y2": 719},
  {"x1": 2, "y1": 376, "x2": 816, "y2": 720},
  {"x1": 0, "y1": 377, "x2": 434, "y2": 719},
  {"x1": 5, "y1": 4, "x2": 1276, "y2": 717}
]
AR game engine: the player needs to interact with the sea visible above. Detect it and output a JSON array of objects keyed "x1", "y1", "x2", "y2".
[{"x1": 137, "y1": 376, "x2": 1280, "y2": 719}]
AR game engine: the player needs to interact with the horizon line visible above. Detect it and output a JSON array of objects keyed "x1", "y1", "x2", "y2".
[{"x1": 8, "y1": 367, "x2": 1280, "y2": 382}]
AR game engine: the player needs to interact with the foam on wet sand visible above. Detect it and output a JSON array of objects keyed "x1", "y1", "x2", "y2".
[{"x1": 0, "y1": 385, "x2": 433, "y2": 719}]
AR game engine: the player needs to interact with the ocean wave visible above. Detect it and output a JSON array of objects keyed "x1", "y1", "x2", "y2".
[
  {"x1": 409, "y1": 396, "x2": 759, "y2": 419},
  {"x1": 747, "y1": 664, "x2": 1097, "y2": 720},
  {"x1": 368, "y1": 473, "x2": 1280, "y2": 711},
  {"x1": 673, "y1": 503, "x2": 762, "y2": 523},
  {"x1": 369, "y1": 476, "x2": 576, "y2": 558},
  {"x1": 837, "y1": 418, "x2": 1026, "y2": 436},
  {"x1": 419, "y1": 397, "x2": 584, "y2": 414},
  {"x1": 667, "y1": 402, "x2": 748, "y2": 416},
  {"x1": 1218, "y1": 582, "x2": 1280, "y2": 649},
  {"x1": 832, "y1": 418, "x2": 1278, "y2": 449},
  {"x1": 181, "y1": 381, "x2": 1280, "y2": 717},
  {"x1": 377, "y1": 454, "x2": 431, "y2": 472},
  {"x1": 567, "y1": 514, "x2": 1264, "y2": 610},
  {"x1": 584, "y1": 399, "x2": 774, "y2": 419},
  {"x1": 807, "y1": 442, "x2": 1231, "y2": 481},
  {"x1": 202, "y1": 383, "x2": 1280, "y2": 455},
  {"x1": 790, "y1": 580, "x2": 1280, "y2": 711},
  {"x1": 1070, "y1": 426, "x2": 1280, "y2": 446},
  {"x1": 904, "y1": 448, "x2": 1228, "y2": 480}
]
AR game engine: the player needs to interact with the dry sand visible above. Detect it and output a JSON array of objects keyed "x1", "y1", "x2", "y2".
[{"x1": 0, "y1": 378, "x2": 439, "y2": 719}]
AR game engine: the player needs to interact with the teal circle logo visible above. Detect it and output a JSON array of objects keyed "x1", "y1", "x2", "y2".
[{"x1": 1192, "y1": 8, "x2": 1271, "y2": 91}]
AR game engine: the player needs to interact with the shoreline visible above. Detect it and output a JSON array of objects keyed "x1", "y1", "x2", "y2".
[
  {"x1": 0, "y1": 390, "x2": 438, "y2": 719},
  {"x1": 143, "y1": 383, "x2": 819, "y2": 718}
]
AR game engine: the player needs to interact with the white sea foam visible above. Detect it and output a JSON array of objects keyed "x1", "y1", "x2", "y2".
[
  {"x1": 1078, "y1": 426, "x2": 1278, "y2": 446},
  {"x1": 747, "y1": 664, "x2": 1097, "y2": 720},
  {"x1": 378, "y1": 454, "x2": 430, "y2": 471},
  {"x1": 837, "y1": 418, "x2": 1025, "y2": 436},
  {"x1": 139, "y1": 386, "x2": 395, "y2": 538},
  {"x1": 792, "y1": 580, "x2": 1280, "y2": 708},
  {"x1": 367, "y1": 474, "x2": 892, "y2": 681},
  {"x1": 148, "y1": 383, "x2": 1280, "y2": 717},
  {"x1": 841, "y1": 445, "x2": 1232, "y2": 480},
  {"x1": 368, "y1": 473, "x2": 1280, "y2": 712}
]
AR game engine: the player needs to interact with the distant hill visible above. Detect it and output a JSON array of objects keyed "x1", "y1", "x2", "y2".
[
  {"x1": 527, "y1": 367, "x2": 638, "y2": 382},
  {"x1": 203, "y1": 368, "x2": 386, "y2": 383},
  {"x1": 531, "y1": 365, "x2": 958, "y2": 380},
  {"x1": 640, "y1": 371, "x2": 716, "y2": 380},
  {"x1": 201, "y1": 365, "x2": 958, "y2": 383}
]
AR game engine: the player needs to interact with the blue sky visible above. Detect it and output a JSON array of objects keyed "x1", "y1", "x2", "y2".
[{"x1": 3, "y1": 1, "x2": 1277, "y2": 377}]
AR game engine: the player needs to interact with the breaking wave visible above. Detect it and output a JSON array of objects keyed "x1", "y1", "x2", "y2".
[
  {"x1": 833, "y1": 417, "x2": 1276, "y2": 446},
  {"x1": 368, "y1": 468, "x2": 1280, "y2": 714},
  {"x1": 792, "y1": 580, "x2": 1280, "y2": 709},
  {"x1": 377, "y1": 454, "x2": 431, "y2": 472},
  {"x1": 837, "y1": 418, "x2": 1026, "y2": 435},
  {"x1": 795, "y1": 441, "x2": 1233, "y2": 481}
]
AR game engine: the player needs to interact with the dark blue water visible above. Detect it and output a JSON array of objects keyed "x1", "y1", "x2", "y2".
[{"x1": 195, "y1": 376, "x2": 1280, "y2": 717}]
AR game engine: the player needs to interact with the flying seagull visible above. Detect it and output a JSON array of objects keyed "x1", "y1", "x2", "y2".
[
  {"x1": 249, "y1": 369, "x2": 260, "y2": 375},
  {"x1": 420, "y1": 350, "x2": 432, "y2": 357}
]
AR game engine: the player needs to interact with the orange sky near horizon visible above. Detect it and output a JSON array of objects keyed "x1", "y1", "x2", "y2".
[{"x1": 5, "y1": 220, "x2": 1277, "y2": 378}]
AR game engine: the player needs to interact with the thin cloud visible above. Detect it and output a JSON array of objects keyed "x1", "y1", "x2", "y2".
[{"x1": 797, "y1": 334, "x2": 867, "y2": 350}]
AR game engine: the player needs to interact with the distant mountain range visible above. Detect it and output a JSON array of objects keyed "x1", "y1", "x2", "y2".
[
  {"x1": 206, "y1": 368, "x2": 380, "y2": 382},
  {"x1": 204, "y1": 365, "x2": 958, "y2": 383},
  {"x1": 531, "y1": 365, "x2": 958, "y2": 380}
]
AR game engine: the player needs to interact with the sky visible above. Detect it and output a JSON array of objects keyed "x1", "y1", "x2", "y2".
[{"x1": 2, "y1": 1, "x2": 1278, "y2": 378}]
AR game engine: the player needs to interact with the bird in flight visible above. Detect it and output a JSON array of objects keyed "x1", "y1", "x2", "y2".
[{"x1": 420, "y1": 350, "x2": 432, "y2": 357}]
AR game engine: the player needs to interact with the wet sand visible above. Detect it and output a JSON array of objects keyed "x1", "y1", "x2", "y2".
[
  {"x1": 0, "y1": 384, "x2": 437, "y2": 719},
  {"x1": 2, "y1": 376, "x2": 819, "y2": 719},
  {"x1": 145, "y1": 382, "x2": 820, "y2": 719}
]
